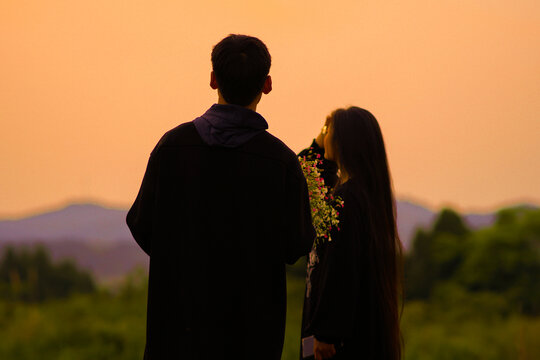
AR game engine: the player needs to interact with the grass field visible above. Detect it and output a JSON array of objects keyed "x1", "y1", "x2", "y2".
[{"x1": 0, "y1": 272, "x2": 538, "y2": 359}]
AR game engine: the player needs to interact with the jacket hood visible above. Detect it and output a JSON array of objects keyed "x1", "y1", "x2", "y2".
[{"x1": 193, "y1": 104, "x2": 269, "y2": 148}]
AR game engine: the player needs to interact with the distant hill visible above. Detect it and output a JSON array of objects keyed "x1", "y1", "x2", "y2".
[
  {"x1": 0, "y1": 201, "x2": 497, "y2": 282},
  {"x1": 396, "y1": 200, "x2": 496, "y2": 248},
  {"x1": 0, "y1": 204, "x2": 131, "y2": 243},
  {"x1": 395, "y1": 201, "x2": 435, "y2": 246},
  {"x1": 0, "y1": 203, "x2": 142, "y2": 283}
]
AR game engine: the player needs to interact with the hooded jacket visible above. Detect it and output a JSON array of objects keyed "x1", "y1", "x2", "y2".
[
  {"x1": 193, "y1": 103, "x2": 268, "y2": 148},
  {"x1": 127, "y1": 103, "x2": 315, "y2": 360}
]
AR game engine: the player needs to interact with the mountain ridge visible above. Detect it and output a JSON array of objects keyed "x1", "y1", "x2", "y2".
[
  {"x1": 0, "y1": 200, "x2": 500, "y2": 247},
  {"x1": 0, "y1": 201, "x2": 508, "y2": 282}
]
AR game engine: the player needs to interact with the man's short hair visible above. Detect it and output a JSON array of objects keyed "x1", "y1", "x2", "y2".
[{"x1": 211, "y1": 34, "x2": 271, "y2": 106}]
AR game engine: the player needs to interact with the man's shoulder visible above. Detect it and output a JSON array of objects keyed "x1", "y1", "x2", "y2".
[
  {"x1": 152, "y1": 121, "x2": 299, "y2": 169},
  {"x1": 155, "y1": 121, "x2": 201, "y2": 149},
  {"x1": 247, "y1": 131, "x2": 299, "y2": 167}
]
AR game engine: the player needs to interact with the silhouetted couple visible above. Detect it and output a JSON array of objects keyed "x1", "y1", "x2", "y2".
[{"x1": 127, "y1": 35, "x2": 402, "y2": 360}]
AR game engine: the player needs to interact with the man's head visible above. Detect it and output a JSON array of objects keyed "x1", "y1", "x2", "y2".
[{"x1": 211, "y1": 34, "x2": 272, "y2": 107}]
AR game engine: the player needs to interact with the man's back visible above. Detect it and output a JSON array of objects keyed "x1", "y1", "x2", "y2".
[{"x1": 127, "y1": 120, "x2": 314, "y2": 359}]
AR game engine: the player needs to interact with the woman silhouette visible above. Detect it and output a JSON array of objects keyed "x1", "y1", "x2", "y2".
[{"x1": 301, "y1": 107, "x2": 403, "y2": 360}]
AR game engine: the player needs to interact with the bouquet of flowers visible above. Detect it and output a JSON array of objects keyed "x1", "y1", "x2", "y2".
[{"x1": 299, "y1": 155, "x2": 343, "y2": 247}]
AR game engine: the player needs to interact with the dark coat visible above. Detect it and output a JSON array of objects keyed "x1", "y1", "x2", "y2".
[
  {"x1": 301, "y1": 180, "x2": 374, "y2": 359},
  {"x1": 127, "y1": 104, "x2": 315, "y2": 359}
]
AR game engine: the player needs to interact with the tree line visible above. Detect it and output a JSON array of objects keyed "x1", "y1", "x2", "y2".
[
  {"x1": 1, "y1": 205, "x2": 538, "y2": 315},
  {"x1": 405, "y1": 206, "x2": 540, "y2": 315},
  {"x1": 0, "y1": 245, "x2": 95, "y2": 302}
]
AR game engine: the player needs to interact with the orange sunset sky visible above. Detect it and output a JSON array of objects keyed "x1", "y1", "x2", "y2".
[{"x1": 1, "y1": 0, "x2": 539, "y2": 219}]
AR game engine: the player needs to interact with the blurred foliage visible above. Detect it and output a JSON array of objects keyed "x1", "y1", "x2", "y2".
[
  {"x1": 1, "y1": 271, "x2": 538, "y2": 360},
  {"x1": 405, "y1": 206, "x2": 540, "y2": 316},
  {"x1": 405, "y1": 208, "x2": 470, "y2": 299},
  {"x1": 402, "y1": 299, "x2": 540, "y2": 360},
  {"x1": 0, "y1": 246, "x2": 95, "y2": 302},
  {"x1": 432, "y1": 208, "x2": 470, "y2": 237},
  {"x1": 0, "y1": 206, "x2": 538, "y2": 359},
  {"x1": 0, "y1": 275, "x2": 147, "y2": 360}
]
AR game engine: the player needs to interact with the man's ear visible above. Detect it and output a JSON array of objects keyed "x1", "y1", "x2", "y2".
[
  {"x1": 262, "y1": 75, "x2": 272, "y2": 94},
  {"x1": 210, "y1": 71, "x2": 218, "y2": 89}
]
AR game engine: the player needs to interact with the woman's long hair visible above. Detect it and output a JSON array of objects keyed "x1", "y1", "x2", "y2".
[{"x1": 330, "y1": 107, "x2": 403, "y2": 360}]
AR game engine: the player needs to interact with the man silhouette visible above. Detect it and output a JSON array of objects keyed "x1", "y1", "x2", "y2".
[{"x1": 127, "y1": 34, "x2": 315, "y2": 359}]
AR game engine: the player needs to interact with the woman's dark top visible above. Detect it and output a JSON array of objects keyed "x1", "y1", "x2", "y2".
[{"x1": 302, "y1": 179, "x2": 378, "y2": 359}]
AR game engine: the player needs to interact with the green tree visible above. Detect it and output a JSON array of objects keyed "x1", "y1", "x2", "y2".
[
  {"x1": 432, "y1": 208, "x2": 470, "y2": 237},
  {"x1": 405, "y1": 208, "x2": 470, "y2": 299},
  {"x1": 0, "y1": 245, "x2": 96, "y2": 302},
  {"x1": 457, "y1": 207, "x2": 540, "y2": 315},
  {"x1": 405, "y1": 229, "x2": 435, "y2": 299}
]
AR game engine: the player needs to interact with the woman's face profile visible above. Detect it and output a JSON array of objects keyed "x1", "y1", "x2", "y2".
[{"x1": 323, "y1": 120, "x2": 336, "y2": 162}]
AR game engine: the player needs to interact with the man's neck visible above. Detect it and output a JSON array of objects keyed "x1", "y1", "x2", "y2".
[{"x1": 217, "y1": 93, "x2": 259, "y2": 112}]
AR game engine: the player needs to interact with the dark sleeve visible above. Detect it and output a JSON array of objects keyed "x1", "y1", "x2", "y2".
[
  {"x1": 298, "y1": 140, "x2": 338, "y2": 189},
  {"x1": 309, "y1": 198, "x2": 362, "y2": 342},
  {"x1": 298, "y1": 139, "x2": 320, "y2": 158},
  {"x1": 126, "y1": 144, "x2": 161, "y2": 256},
  {"x1": 282, "y1": 156, "x2": 316, "y2": 265}
]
